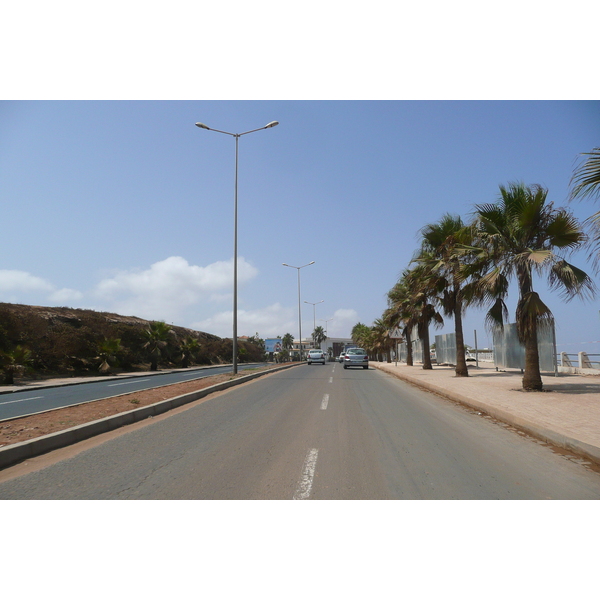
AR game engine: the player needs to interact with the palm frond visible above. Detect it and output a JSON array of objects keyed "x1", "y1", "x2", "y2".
[
  {"x1": 548, "y1": 259, "x2": 597, "y2": 301},
  {"x1": 569, "y1": 148, "x2": 600, "y2": 202},
  {"x1": 516, "y1": 291, "x2": 554, "y2": 342}
]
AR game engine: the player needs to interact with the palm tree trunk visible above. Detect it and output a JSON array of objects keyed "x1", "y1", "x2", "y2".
[
  {"x1": 406, "y1": 331, "x2": 413, "y2": 366},
  {"x1": 421, "y1": 324, "x2": 433, "y2": 370},
  {"x1": 522, "y1": 329, "x2": 543, "y2": 390},
  {"x1": 453, "y1": 298, "x2": 469, "y2": 377}
]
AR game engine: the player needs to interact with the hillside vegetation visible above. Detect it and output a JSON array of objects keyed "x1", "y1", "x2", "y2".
[{"x1": 0, "y1": 303, "x2": 263, "y2": 382}]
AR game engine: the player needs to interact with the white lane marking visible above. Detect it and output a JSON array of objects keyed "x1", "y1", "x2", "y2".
[
  {"x1": 0, "y1": 396, "x2": 44, "y2": 405},
  {"x1": 294, "y1": 448, "x2": 319, "y2": 500},
  {"x1": 107, "y1": 379, "x2": 151, "y2": 387},
  {"x1": 329, "y1": 377, "x2": 333, "y2": 383},
  {"x1": 320, "y1": 394, "x2": 329, "y2": 410}
]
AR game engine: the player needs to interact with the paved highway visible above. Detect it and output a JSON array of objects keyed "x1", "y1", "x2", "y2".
[
  {"x1": 1, "y1": 362, "x2": 600, "y2": 499},
  {"x1": 0, "y1": 363, "x2": 265, "y2": 421}
]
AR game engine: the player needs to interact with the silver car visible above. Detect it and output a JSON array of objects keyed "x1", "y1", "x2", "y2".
[
  {"x1": 343, "y1": 348, "x2": 369, "y2": 369},
  {"x1": 307, "y1": 349, "x2": 326, "y2": 365}
]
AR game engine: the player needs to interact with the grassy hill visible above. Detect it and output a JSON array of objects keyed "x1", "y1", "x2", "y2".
[{"x1": 0, "y1": 303, "x2": 264, "y2": 380}]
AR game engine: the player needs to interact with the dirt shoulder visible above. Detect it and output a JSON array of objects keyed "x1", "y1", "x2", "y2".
[{"x1": 0, "y1": 366, "x2": 279, "y2": 448}]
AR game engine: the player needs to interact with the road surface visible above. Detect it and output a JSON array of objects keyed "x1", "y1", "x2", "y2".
[
  {"x1": 0, "y1": 363, "x2": 265, "y2": 421},
  {"x1": 1, "y1": 362, "x2": 599, "y2": 499}
]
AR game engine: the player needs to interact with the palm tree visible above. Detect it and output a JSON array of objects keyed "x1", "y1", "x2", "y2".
[
  {"x1": 312, "y1": 325, "x2": 327, "y2": 349},
  {"x1": 351, "y1": 322, "x2": 371, "y2": 348},
  {"x1": 96, "y1": 338, "x2": 122, "y2": 374},
  {"x1": 371, "y1": 318, "x2": 394, "y2": 362},
  {"x1": 179, "y1": 336, "x2": 200, "y2": 368},
  {"x1": 385, "y1": 278, "x2": 417, "y2": 366},
  {"x1": 416, "y1": 214, "x2": 474, "y2": 377},
  {"x1": 569, "y1": 146, "x2": 600, "y2": 269},
  {"x1": 0, "y1": 345, "x2": 33, "y2": 384},
  {"x1": 282, "y1": 333, "x2": 294, "y2": 351},
  {"x1": 142, "y1": 321, "x2": 175, "y2": 371},
  {"x1": 472, "y1": 182, "x2": 595, "y2": 391},
  {"x1": 402, "y1": 265, "x2": 444, "y2": 370}
]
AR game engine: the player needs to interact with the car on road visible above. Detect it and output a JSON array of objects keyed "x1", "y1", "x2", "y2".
[
  {"x1": 307, "y1": 349, "x2": 326, "y2": 365},
  {"x1": 343, "y1": 348, "x2": 369, "y2": 369},
  {"x1": 338, "y1": 352, "x2": 346, "y2": 363}
]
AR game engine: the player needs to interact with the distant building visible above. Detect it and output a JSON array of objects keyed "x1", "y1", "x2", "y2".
[{"x1": 288, "y1": 336, "x2": 353, "y2": 360}]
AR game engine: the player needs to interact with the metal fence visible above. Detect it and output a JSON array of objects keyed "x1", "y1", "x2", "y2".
[
  {"x1": 492, "y1": 322, "x2": 556, "y2": 373},
  {"x1": 399, "y1": 323, "x2": 564, "y2": 374},
  {"x1": 435, "y1": 332, "x2": 456, "y2": 365}
]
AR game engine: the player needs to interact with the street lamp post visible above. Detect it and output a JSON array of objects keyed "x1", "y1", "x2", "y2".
[
  {"x1": 304, "y1": 300, "x2": 324, "y2": 338},
  {"x1": 320, "y1": 318, "x2": 333, "y2": 336},
  {"x1": 283, "y1": 262, "x2": 315, "y2": 362},
  {"x1": 196, "y1": 120, "x2": 278, "y2": 374}
]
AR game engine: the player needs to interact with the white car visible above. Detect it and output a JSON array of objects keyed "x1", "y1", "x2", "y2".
[
  {"x1": 307, "y1": 350, "x2": 326, "y2": 365},
  {"x1": 338, "y1": 352, "x2": 346, "y2": 363}
]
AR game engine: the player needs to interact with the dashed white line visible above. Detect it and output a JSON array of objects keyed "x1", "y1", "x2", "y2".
[
  {"x1": 293, "y1": 448, "x2": 319, "y2": 500},
  {"x1": 107, "y1": 379, "x2": 151, "y2": 387},
  {"x1": 320, "y1": 394, "x2": 329, "y2": 410},
  {"x1": 329, "y1": 377, "x2": 333, "y2": 383},
  {"x1": 0, "y1": 396, "x2": 44, "y2": 405}
]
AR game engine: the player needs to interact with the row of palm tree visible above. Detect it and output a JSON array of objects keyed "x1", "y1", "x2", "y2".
[{"x1": 358, "y1": 162, "x2": 600, "y2": 391}]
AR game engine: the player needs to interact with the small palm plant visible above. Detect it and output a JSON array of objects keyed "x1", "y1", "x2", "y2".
[
  {"x1": 142, "y1": 321, "x2": 175, "y2": 371},
  {"x1": 0, "y1": 345, "x2": 34, "y2": 385},
  {"x1": 96, "y1": 338, "x2": 122, "y2": 374},
  {"x1": 180, "y1": 337, "x2": 201, "y2": 368}
]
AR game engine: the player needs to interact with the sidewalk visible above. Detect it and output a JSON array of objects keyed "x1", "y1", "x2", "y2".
[{"x1": 371, "y1": 360, "x2": 600, "y2": 467}]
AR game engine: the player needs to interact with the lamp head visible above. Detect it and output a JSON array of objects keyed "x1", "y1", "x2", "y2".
[
  {"x1": 265, "y1": 121, "x2": 279, "y2": 129},
  {"x1": 195, "y1": 122, "x2": 210, "y2": 130}
]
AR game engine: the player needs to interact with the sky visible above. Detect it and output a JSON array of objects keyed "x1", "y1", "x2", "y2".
[{"x1": 1, "y1": 100, "x2": 599, "y2": 353}]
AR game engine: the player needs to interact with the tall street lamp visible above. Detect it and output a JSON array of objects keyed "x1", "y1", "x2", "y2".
[
  {"x1": 196, "y1": 120, "x2": 279, "y2": 374},
  {"x1": 304, "y1": 300, "x2": 324, "y2": 337},
  {"x1": 320, "y1": 318, "x2": 333, "y2": 336},
  {"x1": 283, "y1": 261, "x2": 315, "y2": 362}
]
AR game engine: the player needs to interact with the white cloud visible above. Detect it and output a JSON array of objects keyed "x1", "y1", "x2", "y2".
[
  {"x1": 0, "y1": 270, "x2": 54, "y2": 293},
  {"x1": 93, "y1": 256, "x2": 258, "y2": 323},
  {"x1": 193, "y1": 303, "x2": 296, "y2": 339},
  {"x1": 0, "y1": 270, "x2": 84, "y2": 306},
  {"x1": 48, "y1": 288, "x2": 84, "y2": 303},
  {"x1": 327, "y1": 308, "x2": 359, "y2": 338}
]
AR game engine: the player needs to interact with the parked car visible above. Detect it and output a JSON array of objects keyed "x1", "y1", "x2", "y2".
[
  {"x1": 307, "y1": 349, "x2": 326, "y2": 365},
  {"x1": 343, "y1": 348, "x2": 369, "y2": 369}
]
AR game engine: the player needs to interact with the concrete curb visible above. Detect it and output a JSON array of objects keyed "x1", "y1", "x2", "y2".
[
  {"x1": 0, "y1": 363, "x2": 301, "y2": 470},
  {"x1": 372, "y1": 364, "x2": 600, "y2": 468}
]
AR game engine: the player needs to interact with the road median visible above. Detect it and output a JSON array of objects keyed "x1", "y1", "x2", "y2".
[{"x1": 0, "y1": 363, "x2": 301, "y2": 470}]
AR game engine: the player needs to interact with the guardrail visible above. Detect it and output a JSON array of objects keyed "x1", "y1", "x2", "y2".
[{"x1": 559, "y1": 352, "x2": 600, "y2": 372}]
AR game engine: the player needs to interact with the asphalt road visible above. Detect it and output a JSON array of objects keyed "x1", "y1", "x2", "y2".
[
  {"x1": 1, "y1": 362, "x2": 600, "y2": 499},
  {"x1": 0, "y1": 363, "x2": 265, "y2": 421}
]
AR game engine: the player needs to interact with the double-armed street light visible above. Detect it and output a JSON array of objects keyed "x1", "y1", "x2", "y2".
[
  {"x1": 320, "y1": 318, "x2": 333, "y2": 336},
  {"x1": 304, "y1": 300, "x2": 324, "y2": 334},
  {"x1": 195, "y1": 120, "x2": 279, "y2": 374},
  {"x1": 283, "y1": 261, "x2": 315, "y2": 362}
]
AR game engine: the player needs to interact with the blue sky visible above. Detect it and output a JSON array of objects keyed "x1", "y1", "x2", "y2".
[{"x1": 1, "y1": 100, "x2": 599, "y2": 353}]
